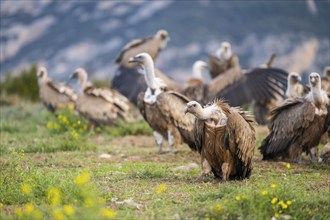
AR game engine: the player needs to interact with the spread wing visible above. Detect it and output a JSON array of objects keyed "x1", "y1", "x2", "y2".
[
  {"x1": 259, "y1": 98, "x2": 315, "y2": 157},
  {"x1": 208, "y1": 67, "x2": 288, "y2": 106},
  {"x1": 156, "y1": 91, "x2": 197, "y2": 151}
]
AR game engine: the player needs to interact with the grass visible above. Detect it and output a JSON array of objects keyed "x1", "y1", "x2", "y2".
[{"x1": 0, "y1": 102, "x2": 329, "y2": 219}]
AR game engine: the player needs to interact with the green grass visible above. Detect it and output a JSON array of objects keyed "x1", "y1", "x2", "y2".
[{"x1": 0, "y1": 103, "x2": 329, "y2": 219}]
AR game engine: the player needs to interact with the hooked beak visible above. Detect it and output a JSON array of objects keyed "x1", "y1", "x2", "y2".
[
  {"x1": 184, "y1": 107, "x2": 189, "y2": 115},
  {"x1": 128, "y1": 57, "x2": 136, "y2": 64},
  {"x1": 297, "y1": 76, "x2": 302, "y2": 82}
]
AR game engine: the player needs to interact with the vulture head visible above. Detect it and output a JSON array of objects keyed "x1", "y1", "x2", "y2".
[
  {"x1": 192, "y1": 60, "x2": 209, "y2": 80},
  {"x1": 37, "y1": 67, "x2": 48, "y2": 84},
  {"x1": 184, "y1": 100, "x2": 202, "y2": 115},
  {"x1": 309, "y1": 72, "x2": 321, "y2": 88},
  {"x1": 155, "y1": 29, "x2": 170, "y2": 49},
  {"x1": 70, "y1": 68, "x2": 89, "y2": 92},
  {"x1": 288, "y1": 72, "x2": 302, "y2": 85},
  {"x1": 215, "y1": 41, "x2": 232, "y2": 61}
]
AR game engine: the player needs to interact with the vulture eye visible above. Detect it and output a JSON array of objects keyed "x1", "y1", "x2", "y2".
[{"x1": 193, "y1": 104, "x2": 196, "y2": 107}]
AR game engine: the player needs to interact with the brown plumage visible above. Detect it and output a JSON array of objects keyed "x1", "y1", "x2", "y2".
[
  {"x1": 115, "y1": 29, "x2": 169, "y2": 68},
  {"x1": 259, "y1": 72, "x2": 330, "y2": 162},
  {"x1": 70, "y1": 68, "x2": 131, "y2": 126},
  {"x1": 130, "y1": 53, "x2": 196, "y2": 153},
  {"x1": 37, "y1": 67, "x2": 76, "y2": 112},
  {"x1": 185, "y1": 99, "x2": 256, "y2": 181}
]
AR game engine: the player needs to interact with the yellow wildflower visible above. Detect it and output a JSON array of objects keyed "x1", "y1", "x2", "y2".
[
  {"x1": 0, "y1": 202, "x2": 3, "y2": 208},
  {"x1": 285, "y1": 163, "x2": 291, "y2": 169},
  {"x1": 155, "y1": 184, "x2": 167, "y2": 194},
  {"x1": 84, "y1": 197, "x2": 95, "y2": 207},
  {"x1": 58, "y1": 103, "x2": 64, "y2": 109},
  {"x1": 271, "y1": 197, "x2": 278, "y2": 204},
  {"x1": 278, "y1": 200, "x2": 288, "y2": 209},
  {"x1": 47, "y1": 187, "x2": 61, "y2": 206},
  {"x1": 15, "y1": 208, "x2": 23, "y2": 218},
  {"x1": 47, "y1": 121, "x2": 54, "y2": 129},
  {"x1": 75, "y1": 172, "x2": 90, "y2": 185},
  {"x1": 100, "y1": 207, "x2": 116, "y2": 219},
  {"x1": 70, "y1": 130, "x2": 79, "y2": 139},
  {"x1": 24, "y1": 203, "x2": 34, "y2": 215},
  {"x1": 52, "y1": 209, "x2": 66, "y2": 220},
  {"x1": 286, "y1": 200, "x2": 292, "y2": 205},
  {"x1": 261, "y1": 190, "x2": 268, "y2": 196},
  {"x1": 270, "y1": 184, "x2": 276, "y2": 188},
  {"x1": 63, "y1": 205, "x2": 75, "y2": 216},
  {"x1": 274, "y1": 212, "x2": 280, "y2": 218},
  {"x1": 21, "y1": 183, "x2": 32, "y2": 194},
  {"x1": 235, "y1": 196, "x2": 241, "y2": 201},
  {"x1": 215, "y1": 203, "x2": 222, "y2": 212}
]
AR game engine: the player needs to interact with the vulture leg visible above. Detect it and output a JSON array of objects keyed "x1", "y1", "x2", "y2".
[
  {"x1": 221, "y1": 162, "x2": 230, "y2": 181},
  {"x1": 195, "y1": 157, "x2": 212, "y2": 182},
  {"x1": 289, "y1": 143, "x2": 303, "y2": 163},
  {"x1": 309, "y1": 147, "x2": 319, "y2": 163},
  {"x1": 167, "y1": 130, "x2": 175, "y2": 154},
  {"x1": 153, "y1": 131, "x2": 163, "y2": 153}
]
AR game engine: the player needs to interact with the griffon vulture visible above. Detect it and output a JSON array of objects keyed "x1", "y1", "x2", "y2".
[
  {"x1": 185, "y1": 99, "x2": 256, "y2": 181},
  {"x1": 70, "y1": 68, "x2": 131, "y2": 125},
  {"x1": 259, "y1": 72, "x2": 330, "y2": 162},
  {"x1": 112, "y1": 29, "x2": 178, "y2": 105},
  {"x1": 37, "y1": 67, "x2": 77, "y2": 112},
  {"x1": 320, "y1": 143, "x2": 330, "y2": 164},
  {"x1": 129, "y1": 53, "x2": 196, "y2": 153}
]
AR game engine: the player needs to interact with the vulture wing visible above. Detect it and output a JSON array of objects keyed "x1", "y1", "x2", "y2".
[
  {"x1": 115, "y1": 37, "x2": 152, "y2": 64},
  {"x1": 194, "y1": 119, "x2": 205, "y2": 154},
  {"x1": 259, "y1": 98, "x2": 315, "y2": 157},
  {"x1": 226, "y1": 109, "x2": 256, "y2": 170},
  {"x1": 48, "y1": 80, "x2": 77, "y2": 101},
  {"x1": 208, "y1": 67, "x2": 288, "y2": 106},
  {"x1": 156, "y1": 91, "x2": 197, "y2": 151}
]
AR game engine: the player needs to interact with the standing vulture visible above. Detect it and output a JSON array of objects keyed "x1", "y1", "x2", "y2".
[
  {"x1": 70, "y1": 68, "x2": 131, "y2": 126},
  {"x1": 184, "y1": 99, "x2": 256, "y2": 181},
  {"x1": 129, "y1": 53, "x2": 196, "y2": 153},
  {"x1": 112, "y1": 29, "x2": 178, "y2": 105},
  {"x1": 259, "y1": 72, "x2": 330, "y2": 162},
  {"x1": 208, "y1": 41, "x2": 239, "y2": 79},
  {"x1": 37, "y1": 67, "x2": 77, "y2": 112},
  {"x1": 285, "y1": 72, "x2": 305, "y2": 98}
]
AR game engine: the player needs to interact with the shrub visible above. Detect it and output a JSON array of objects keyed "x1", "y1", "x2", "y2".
[{"x1": 0, "y1": 65, "x2": 39, "y2": 104}]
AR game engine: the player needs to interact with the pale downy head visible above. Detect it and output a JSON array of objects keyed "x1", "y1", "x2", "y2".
[
  {"x1": 155, "y1": 29, "x2": 170, "y2": 49},
  {"x1": 70, "y1": 68, "x2": 89, "y2": 91},
  {"x1": 309, "y1": 72, "x2": 321, "y2": 88},
  {"x1": 192, "y1": 60, "x2": 209, "y2": 79},
  {"x1": 184, "y1": 100, "x2": 203, "y2": 116},
  {"x1": 129, "y1": 52, "x2": 159, "y2": 90},
  {"x1": 37, "y1": 66, "x2": 48, "y2": 84},
  {"x1": 288, "y1": 72, "x2": 302, "y2": 85},
  {"x1": 216, "y1": 41, "x2": 232, "y2": 61}
]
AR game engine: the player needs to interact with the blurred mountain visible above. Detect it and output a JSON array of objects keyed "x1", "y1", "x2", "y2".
[{"x1": 1, "y1": 0, "x2": 329, "y2": 82}]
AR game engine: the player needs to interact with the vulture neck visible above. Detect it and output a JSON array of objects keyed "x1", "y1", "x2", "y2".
[
  {"x1": 192, "y1": 64, "x2": 204, "y2": 80},
  {"x1": 307, "y1": 83, "x2": 329, "y2": 108},
  {"x1": 286, "y1": 82, "x2": 297, "y2": 98},
  {"x1": 196, "y1": 104, "x2": 228, "y2": 126},
  {"x1": 143, "y1": 58, "x2": 162, "y2": 104},
  {"x1": 78, "y1": 73, "x2": 89, "y2": 92}
]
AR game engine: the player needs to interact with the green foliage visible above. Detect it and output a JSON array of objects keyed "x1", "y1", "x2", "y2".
[
  {"x1": 0, "y1": 64, "x2": 39, "y2": 103},
  {"x1": 103, "y1": 120, "x2": 152, "y2": 137}
]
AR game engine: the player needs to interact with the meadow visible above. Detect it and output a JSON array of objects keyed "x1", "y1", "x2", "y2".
[{"x1": 0, "y1": 102, "x2": 329, "y2": 220}]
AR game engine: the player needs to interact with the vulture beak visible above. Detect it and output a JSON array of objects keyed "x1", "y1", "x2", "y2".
[
  {"x1": 184, "y1": 107, "x2": 189, "y2": 115},
  {"x1": 310, "y1": 77, "x2": 316, "y2": 84},
  {"x1": 128, "y1": 56, "x2": 142, "y2": 64},
  {"x1": 297, "y1": 76, "x2": 302, "y2": 82}
]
